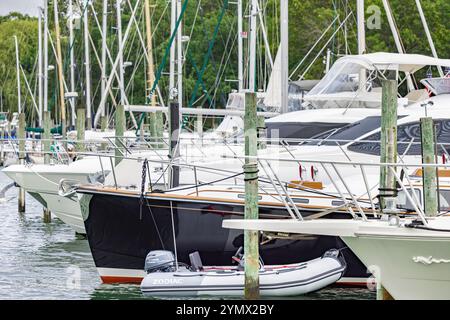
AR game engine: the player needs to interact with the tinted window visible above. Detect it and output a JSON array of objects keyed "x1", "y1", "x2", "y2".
[
  {"x1": 348, "y1": 119, "x2": 450, "y2": 156},
  {"x1": 266, "y1": 122, "x2": 347, "y2": 142},
  {"x1": 306, "y1": 116, "x2": 384, "y2": 146}
]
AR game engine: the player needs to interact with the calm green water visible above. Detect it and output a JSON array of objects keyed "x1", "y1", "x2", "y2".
[{"x1": 0, "y1": 172, "x2": 375, "y2": 300}]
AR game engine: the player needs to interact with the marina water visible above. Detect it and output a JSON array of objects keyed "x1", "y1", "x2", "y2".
[{"x1": 0, "y1": 172, "x2": 374, "y2": 300}]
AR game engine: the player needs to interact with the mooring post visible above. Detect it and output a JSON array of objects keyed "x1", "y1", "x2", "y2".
[
  {"x1": 149, "y1": 112, "x2": 164, "y2": 149},
  {"x1": 140, "y1": 119, "x2": 145, "y2": 143},
  {"x1": 156, "y1": 111, "x2": 164, "y2": 149},
  {"x1": 18, "y1": 113, "x2": 26, "y2": 213},
  {"x1": 244, "y1": 91, "x2": 260, "y2": 299},
  {"x1": 43, "y1": 111, "x2": 51, "y2": 164},
  {"x1": 169, "y1": 101, "x2": 180, "y2": 188},
  {"x1": 42, "y1": 111, "x2": 52, "y2": 222},
  {"x1": 257, "y1": 115, "x2": 266, "y2": 150},
  {"x1": 100, "y1": 115, "x2": 108, "y2": 150},
  {"x1": 0, "y1": 126, "x2": 4, "y2": 165},
  {"x1": 379, "y1": 79, "x2": 398, "y2": 210},
  {"x1": 196, "y1": 114, "x2": 203, "y2": 143},
  {"x1": 76, "y1": 108, "x2": 85, "y2": 154},
  {"x1": 378, "y1": 79, "x2": 397, "y2": 300},
  {"x1": 100, "y1": 115, "x2": 107, "y2": 132},
  {"x1": 421, "y1": 117, "x2": 438, "y2": 216},
  {"x1": 115, "y1": 104, "x2": 125, "y2": 166}
]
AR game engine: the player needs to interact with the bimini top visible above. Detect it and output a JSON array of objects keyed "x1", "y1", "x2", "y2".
[{"x1": 339, "y1": 52, "x2": 450, "y2": 74}]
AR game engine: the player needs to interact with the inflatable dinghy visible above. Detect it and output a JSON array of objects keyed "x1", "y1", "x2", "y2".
[{"x1": 140, "y1": 249, "x2": 346, "y2": 297}]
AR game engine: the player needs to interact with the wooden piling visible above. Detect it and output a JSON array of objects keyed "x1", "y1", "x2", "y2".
[
  {"x1": 115, "y1": 105, "x2": 125, "y2": 165},
  {"x1": 76, "y1": 108, "x2": 85, "y2": 153},
  {"x1": 156, "y1": 111, "x2": 164, "y2": 149},
  {"x1": 379, "y1": 80, "x2": 398, "y2": 210},
  {"x1": 378, "y1": 79, "x2": 397, "y2": 300},
  {"x1": 18, "y1": 113, "x2": 26, "y2": 213},
  {"x1": 196, "y1": 114, "x2": 203, "y2": 141},
  {"x1": 43, "y1": 111, "x2": 51, "y2": 164},
  {"x1": 0, "y1": 126, "x2": 4, "y2": 165},
  {"x1": 257, "y1": 116, "x2": 266, "y2": 150},
  {"x1": 140, "y1": 120, "x2": 145, "y2": 142},
  {"x1": 42, "y1": 111, "x2": 52, "y2": 221},
  {"x1": 100, "y1": 116, "x2": 107, "y2": 132},
  {"x1": 244, "y1": 92, "x2": 259, "y2": 300},
  {"x1": 169, "y1": 101, "x2": 180, "y2": 188},
  {"x1": 100, "y1": 116, "x2": 108, "y2": 150},
  {"x1": 421, "y1": 117, "x2": 438, "y2": 216}
]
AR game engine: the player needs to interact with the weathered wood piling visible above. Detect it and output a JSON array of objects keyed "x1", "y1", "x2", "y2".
[
  {"x1": 43, "y1": 111, "x2": 52, "y2": 222},
  {"x1": 18, "y1": 113, "x2": 26, "y2": 213},
  {"x1": 76, "y1": 108, "x2": 85, "y2": 153},
  {"x1": 257, "y1": 115, "x2": 266, "y2": 150},
  {"x1": 378, "y1": 79, "x2": 397, "y2": 300},
  {"x1": 244, "y1": 92, "x2": 259, "y2": 299},
  {"x1": 420, "y1": 117, "x2": 438, "y2": 216},
  {"x1": 115, "y1": 104, "x2": 125, "y2": 165}
]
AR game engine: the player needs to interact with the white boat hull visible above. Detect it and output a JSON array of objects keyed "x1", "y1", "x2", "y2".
[
  {"x1": 223, "y1": 218, "x2": 450, "y2": 299},
  {"x1": 2, "y1": 158, "x2": 111, "y2": 233},
  {"x1": 342, "y1": 232, "x2": 450, "y2": 300}
]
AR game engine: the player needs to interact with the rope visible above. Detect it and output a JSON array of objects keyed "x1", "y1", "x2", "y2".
[{"x1": 139, "y1": 158, "x2": 148, "y2": 220}]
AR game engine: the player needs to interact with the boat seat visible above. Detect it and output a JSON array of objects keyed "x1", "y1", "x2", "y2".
[
  {"x1": 189, "y1": 251, "x2": 204, "y2": 271},
  {"x1": 405, "y1": 89, "x2": 429, "y2": 105}
]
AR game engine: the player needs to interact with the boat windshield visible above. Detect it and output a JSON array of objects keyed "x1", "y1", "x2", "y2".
[
  {"x1": 306, "y1": 116, "x2": 383, "y2": 146},
  {"x1": 307, "y1": 59, "x2": 363, "y2": 96},
  {"x1": 421, "y1": 78, "x2": 450, "y2": 96},
  {"x1": 348, "y1": 119, "x2": 450, "y2": 156},
  {"x1": 266, "y1": 121, "x2": 348, "y2": 143}
]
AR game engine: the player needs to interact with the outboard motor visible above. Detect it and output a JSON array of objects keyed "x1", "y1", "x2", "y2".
[{"x1": 144, "y1": 250, "x2": 176, "y2": 273}]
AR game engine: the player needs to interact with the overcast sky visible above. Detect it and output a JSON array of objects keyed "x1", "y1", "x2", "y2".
[{"x1": 0, "y1": 0, "x2": 44, "y2": 17}]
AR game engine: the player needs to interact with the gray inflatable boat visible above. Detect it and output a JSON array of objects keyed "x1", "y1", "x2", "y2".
[{"x1": 140, "y1": 249, "x2": 346, "y2": 297}]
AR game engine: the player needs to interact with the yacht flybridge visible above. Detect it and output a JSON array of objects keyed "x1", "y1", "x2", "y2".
[{"x1": 304, "y1": 53, "x2": 450, "y2": 109}]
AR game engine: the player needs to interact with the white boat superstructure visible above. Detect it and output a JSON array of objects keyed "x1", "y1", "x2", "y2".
[{"x1": 304, "y1": 53, "x2": 450, "y2": 109}]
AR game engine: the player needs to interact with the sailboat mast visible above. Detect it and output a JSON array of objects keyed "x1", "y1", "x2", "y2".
[
  {"x1": 68, "y1": 0, "x2": 76, "y2": 128},
  {"x1": 357, "y1": 0, "x2": 366, "y2": 92},
  {"x1": 38, "y1": 8, "x2": 43, "y2": 126},
  {"x1": 116, "y1": 0, "x2": 126, "y2": 106},
  {"x1": 84, "y1": 0, "x2": 92, "y2": 129},
  {"x1": 280, "y1": 0, "x2": 289, "y2": 114},
  {"x1": 237, "y1": 0, "x2": 243, "y2": 92},
  {"x1": 144, "y1": 0, "x2": 157, "y2": 107},
  {"x1": 54, "y1": 0, "x2": 67, "y2": 140},
  {"x1": 101, "y1": 0, "x2": 108, "y2": 118},
  {"x1": 43, "y1": 0, "x2": 48, "y2": 113},
  {"x1": 169, "y1": 0, "x2": 176, "y2": 101},
  {"x1": 176, "y1": 0, "x2": 183, "y2": 111},
  {"x1": 14, "y1": 36, "x2": 21, "y2": 114},
  {"x1": 248, "y1": 0, "x2": 257, "y2": 92}
]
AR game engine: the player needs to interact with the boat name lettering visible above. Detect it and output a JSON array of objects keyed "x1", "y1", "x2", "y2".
[
  {"x1": 153, "y1": 278, "x2": 183, "y2": 285},
  {"x1": 412, "y1": 256, "x2": 450, "y2": 265}
]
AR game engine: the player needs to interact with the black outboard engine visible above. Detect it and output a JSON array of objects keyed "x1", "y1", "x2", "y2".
[{"x1": 144, "y1": 250, "x2": 176, "y2": 273}]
